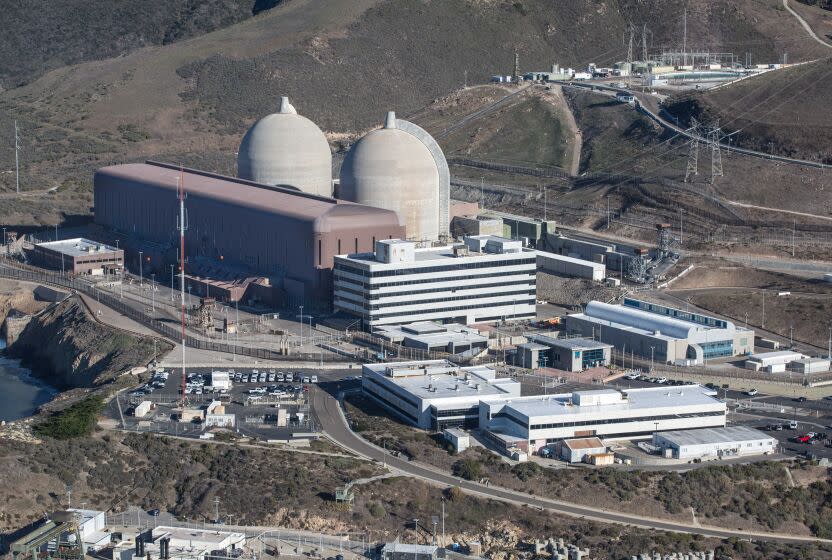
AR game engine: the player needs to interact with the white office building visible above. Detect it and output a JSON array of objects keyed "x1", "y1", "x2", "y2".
[
  {"x1": 653, "y1": 426, "x2": 778, "y2": 460},
  {"x1": 562, "y1": 298, "x2": 754, "y2": 364},
  {"x1": 334, "y1": 236, "x2": 537, "y2": 328},
  {"x1": 480, "y1": 386, "x2": 726, "y2": 454},
  {"x1": 361, "y1": 359, "x2": 521, "y2": 430}
]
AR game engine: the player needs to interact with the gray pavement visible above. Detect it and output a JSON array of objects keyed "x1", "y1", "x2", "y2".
[{"x1": 309, "y1": 385, "x2": 831, "y2": 543}]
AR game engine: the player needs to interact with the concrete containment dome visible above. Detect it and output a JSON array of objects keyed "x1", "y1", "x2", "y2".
[
  {"x1": 339, "y1": 111, "x2": 444, "y2": 242},
  {"x1": 237, "y1": 96, "x2": 333, "y2": 197}
]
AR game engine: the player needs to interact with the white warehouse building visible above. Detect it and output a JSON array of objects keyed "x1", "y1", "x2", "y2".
[
  {"x1": 334, "y1": 236, "x2": 537, "y2": 328},
  {"x1": 361, "y1": 359, "x2": 521, "y2": 430},
  {"x1": 653, "y1": 426, "x2": 778, "y2": 460},
  {"x1": 480, "y1": 386, "x2": 726, "y2": 454},
  {"x1": 562, "y1": 298, "x2": 754, "y2": 364}
]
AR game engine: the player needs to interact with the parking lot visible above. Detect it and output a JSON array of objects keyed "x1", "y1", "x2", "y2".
[{"x1": 112, "y1": 366, "x2": 361, "y2": 441}]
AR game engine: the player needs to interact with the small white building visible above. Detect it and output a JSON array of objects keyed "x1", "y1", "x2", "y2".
[
  {"x1": 133, "y1": 400, "x2": 152, "y2": 418},
  {"x1": 374, "y1": 322, "x2": 488, "y2": 354},
  {"x1": 443, "y1": 428, "x2": 471, "y2": 453},
  {"x1": 787, "y1": 358, "x2": 831, "y2": 374},
  {"x1": 66, "y1": 509, "x2": 110, "y2": 550},
  {"x1": 211, "y1": 371, "x2": 232, "y2": 390},
  {"x1": 745, "y1": 351, "x2": 805, "y2": 372},
  {"x1": 652, "y1": 426, "x2": 777, "y2": 460}
]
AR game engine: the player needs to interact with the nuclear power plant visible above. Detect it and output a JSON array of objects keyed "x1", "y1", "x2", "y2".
[{"x1": 92, "y1": 97, "x2": 452, "y2": 310}]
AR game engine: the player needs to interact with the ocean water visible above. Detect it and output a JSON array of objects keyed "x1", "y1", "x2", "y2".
[{"x1": 0, "y1": 341, "x2": 58, "y2": 421}]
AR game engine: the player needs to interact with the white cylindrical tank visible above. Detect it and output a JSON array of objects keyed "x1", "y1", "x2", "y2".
[
  {"x1": 339, "y1": 111, "x2": 440, "y2": 242},
  {"x1": 237, "y1": 96, "x2": 333, "y2": 197}
]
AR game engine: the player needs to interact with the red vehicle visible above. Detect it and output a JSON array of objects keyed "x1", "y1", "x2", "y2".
[{"x1": 796, "y1": 434, "x2": 813, "y2": 444}]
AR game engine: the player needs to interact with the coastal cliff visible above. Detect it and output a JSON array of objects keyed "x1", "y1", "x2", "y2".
[{"x1": 6, "y1": 295, "x2": 170, "y2": 388}]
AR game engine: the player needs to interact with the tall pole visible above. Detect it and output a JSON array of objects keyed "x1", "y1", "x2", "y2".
[
  {"x1": 170, "y1": 264, "x2": 175, "y2": 301},
  {"x1": 679, "y1": 209, "x2": 683, "y2": 247},
  {"x1": 299, "y1": 305, "x2": 304, "y2": 345},
  {"x1": 441, "y1": 498, "x2": 445, "y2": 548},
  {"x1": 139, "y1": 251, "x2": 144, "y2": 287},
  {"x1": 178, "y1": 169, "x2": 187, "y2": 408},
  {"x1": 151, "y1": 274, "x2": 156, "y2": 312},
  {"x1": 14, "y1": 120, "x2": 20, "y2": 194},
  {"x1": 682, "y1": 8, "x2": 687, "y2": 67},
  {"x1": 480, "y1": 177, "x2": 484, "y2": 210}
]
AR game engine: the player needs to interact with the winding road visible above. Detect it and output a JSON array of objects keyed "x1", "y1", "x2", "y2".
[
  {"x1": 310, "y1": 386, "x2": 831, "y2": 544},
  {"x1": 783, "y1": 0, "x2": 832, "y2": 50}
]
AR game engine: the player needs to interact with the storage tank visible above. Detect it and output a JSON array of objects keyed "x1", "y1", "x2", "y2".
[
  {"x1": 339, "y1": 111, "x2": 448, "y2": 242},
  {"x1": 237, "y1": 96, "x2": 333, "y2": 197}
]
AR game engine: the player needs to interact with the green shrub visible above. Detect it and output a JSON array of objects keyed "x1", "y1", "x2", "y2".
[
  {"x1": 34, "y1": 396, "x2": 104, "y2": 439},
  {"x1": 368, "y1": 502, "x2": 386, "y2": 518},
  {"x1": 452, "y1": 458, "x2": 483, "y2": 481},
  {"x1": 512, "y1": 461, "x2": 541, "y2": 482}
]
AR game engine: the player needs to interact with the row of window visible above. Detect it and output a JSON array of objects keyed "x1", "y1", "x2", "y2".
[
  {"x1": 431, "y1": 405, "x2": 480, "y2": 419},
  {"x1": 528, "y1": 410, "x2": 725, "y2": 431},
  {"x1": 336, "y1": 271, "x2": 536, "y2": 291},
  {"x1": 335, "y1": 278, "x2": 536, "y2": 300},
  {"x1": 364, "y1": 376, "x2": 420, "y2": 409},
  {"x1": 366, "y1": 298, "x2": 538, "y2": 320},
  {"x1": 335, "y1": 258, "x2": 537, "y2": 279},
  {"x1": 364, "y1": 390, "x2": 419, "y2": 424},
  {"x1": 337, "y1": 289, "x2": 536, "y2": 312}
]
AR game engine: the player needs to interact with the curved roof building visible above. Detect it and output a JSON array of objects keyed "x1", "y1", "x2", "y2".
[
  {"x1": 339, "y1": 112, "x2": 450, "y2": 243},
  {"x1": 237, "y1": 97, "x2": 333, "y2": 197}
]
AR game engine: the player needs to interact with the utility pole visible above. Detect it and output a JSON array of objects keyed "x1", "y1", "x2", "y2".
[
  {"x1": 626, "y1": 22, "x2": 635, "y2": 67},
  {"x1": 480, "y1": 176, "x2": 484, "y2": 210},
  {"x1": 641, "y1": 24, "x2": 649, "y2": 63},
  {"x1": 606, "y1": 195, "x2": 611, "y2": 230},
  {"x1": 213, "y1": 497, "x2": 220, "y2": 524},
  {"x1": 14, "y1": 120, "x2": 21, "y2": 194},
  {"x1": 441, "y1": 497, "x2": 446, "y2": 547},
  {"x1": 682, "y1": 8, "x2": 688, "y2": 67},
  {"x1": 679, "y1": 208, "x2": 684, "y2": 247},
  {"x1": 761, "y1": 291, "x2": 766, "y2": 329},
  {"x1": 463, "y1": 70, "x2": 468, "y2": 89},
  {"x1": 792, "y1": 220, "x2": 796, "y2": 257}
]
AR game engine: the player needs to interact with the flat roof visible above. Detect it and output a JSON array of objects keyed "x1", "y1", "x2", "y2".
[
  {"x1": 365, "y1": 361, "x2": 518, "y2": 401},
  {"x1": 374, "y1": 324, "x2": 488, "y2": 346},
  {"x1": 499, "y1": 386, "x2": 723, "y2": 419},
  {"x1": 748, "y1": 351, "x2": 804, "y2": 361},
  {"x1": 152, "y1": 526, "x2": 244, "y2": 546},
  {"x1": 657, "y1": 425, "x2": 774, "y2": 447},
  {"x1": 531, "y1": 334, "x2": 611, "y2": 351},
  {"x1": 339, "y1": 241, "x2": 533, "y2": 265},
  {"x1": 35, "y1": 238, "x2": 120, "y2": 257}
]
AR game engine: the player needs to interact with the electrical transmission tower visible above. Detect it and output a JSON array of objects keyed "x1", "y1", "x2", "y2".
[
  {"x1": 626, "y1": 23, "x2": 635, "y2": 65},
  {"x1": 708, "y1": 122, "x2": 723, "y2": 183},
  {"x1": 641, "y1": 24, "x2": 650, "y2": 62},
  {"x1": 512, "y1": 49, "x2": 520, "y2": 82},
  {"x1": 684, "y1": 117, "x2": 700, "y2": 183}
]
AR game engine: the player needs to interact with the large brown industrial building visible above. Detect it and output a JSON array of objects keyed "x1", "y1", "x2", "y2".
[{"x1": 93, "y1": 161, "x2": 405, "y2": 308}]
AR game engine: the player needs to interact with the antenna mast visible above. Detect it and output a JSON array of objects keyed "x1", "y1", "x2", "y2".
[
  {"x1": 14, "y1": 120, "x2": 20, "y2": 193},
  {"x1": 177, "y1": 168, "x2": 188, "y2": 408}
]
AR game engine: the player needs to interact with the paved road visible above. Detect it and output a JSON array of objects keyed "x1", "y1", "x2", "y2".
[
  {"x1": 783, "y1": 0, "x2": 832, "y2": 50},
  {"x1": 310, "y1": 386, "x2": 829, "y2": 543}
]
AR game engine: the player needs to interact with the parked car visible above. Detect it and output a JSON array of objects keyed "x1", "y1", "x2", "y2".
[
  {"x1": 745, "y1": 388, "x2": 759, "y2": 396},
  {"x1": 795, "y1": 396, "x2": 808, "y2": 403},
  {"x1": 311, "y1": 375, "x2": 319, "y2": 383},
  {"x1": 655, "y1": 377, "x2": 668, "y2": 384}
]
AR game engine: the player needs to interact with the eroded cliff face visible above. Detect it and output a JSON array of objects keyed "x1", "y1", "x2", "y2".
[
  {"x1": 0, "y1": 279, "x2": 49, "y2": 325},
  {"x1": 6, "y1": 296, "x2": 168, "y2": 388}
]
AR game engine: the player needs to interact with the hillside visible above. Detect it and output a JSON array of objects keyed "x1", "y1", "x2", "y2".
[
  {"x1": 663, "y1": 57, "x2": 832, "y2": 163},
  {"x1": 0, "y1": 0, "x2": 831, "y2": 229},
  {"x1": 0, "y1": 0, "x2": 284, "y2": 89}
]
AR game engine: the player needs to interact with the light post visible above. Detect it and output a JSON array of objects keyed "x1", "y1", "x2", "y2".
[
  {"x1": 138, "y1": 251, "x2": 144, "y2": 287},
  {"x1": 650, "y1": 346, "x2": 655, "y2": 373},
  {"x1": 299, "y1": 305, "x2": 304, "y2": 345},
  {"x1": 187, "y1": 285, "x2": 192, "y2": 307},
  {"x1": 170, "y1": 264, "x2": 175, "y2": 301},
  {"x1": 151, "y1": 274, "x2": 156, "y2": 312}
]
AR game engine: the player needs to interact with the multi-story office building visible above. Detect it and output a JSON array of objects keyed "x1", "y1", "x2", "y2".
[
  {"x1": 480, "y1": 386, "x2": 727, "y2": 453},
  {"x1": 333, "y1": 236, "x2": 537, "y2": 328},
  {"x1": 361, "y1": 359, "x2": 521, "y2": 430}
]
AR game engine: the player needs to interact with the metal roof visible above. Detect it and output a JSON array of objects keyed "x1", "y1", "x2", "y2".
[{"x1": 656, "y1": 425, "x2": 774, "y2": 447}]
